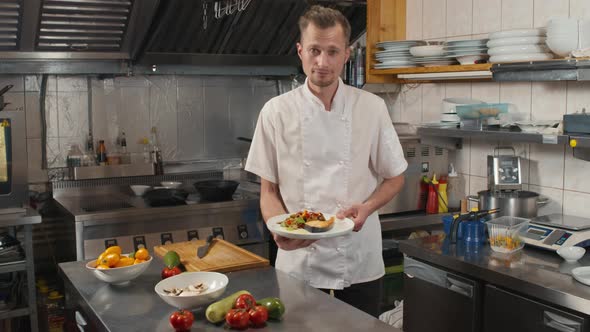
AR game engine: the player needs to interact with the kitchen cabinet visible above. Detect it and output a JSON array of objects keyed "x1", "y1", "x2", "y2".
[
  {"x1": 484, "y1": 285, "x2": 587, "y2": 332},
  {"x1": 403, "y1": 257, "x2": 482, "y2": 332}
]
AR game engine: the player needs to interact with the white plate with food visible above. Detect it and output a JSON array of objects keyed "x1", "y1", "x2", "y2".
[{"x1": 267, "y1": 211, "x2": 354, "y2": 240}]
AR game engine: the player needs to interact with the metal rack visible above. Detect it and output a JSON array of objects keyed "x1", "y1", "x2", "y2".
[{"x1": 0, "y1": 209, "x2": 41, "y2": 332}]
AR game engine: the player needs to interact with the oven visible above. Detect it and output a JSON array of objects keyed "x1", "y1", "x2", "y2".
[{"x1": 0, "y1": 110, "x2": 27, "y2": 211}]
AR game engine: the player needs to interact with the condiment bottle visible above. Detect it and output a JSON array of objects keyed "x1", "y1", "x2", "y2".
[
  {"x1": 446, "y1": 163, "x2": 464, "y2": 212},
  {"x1": 438, "y1": 175, "x2": 448, "y2": 213},
  {"x1": 151, "y1": 127, "x2": 164, "y2": 175},
  {"x1": 97, "y1": 140, "x2": 107, "y2": 165},
  {"x1": 426, "y1": 174, "x2": 439, "y2": 214}
]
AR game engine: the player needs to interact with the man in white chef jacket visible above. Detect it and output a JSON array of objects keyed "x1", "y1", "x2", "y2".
[{"x1": 245, "y1": 6, "x2": 407, "y2": 317}]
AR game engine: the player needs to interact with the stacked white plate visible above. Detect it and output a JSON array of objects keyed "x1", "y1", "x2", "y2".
[
  {"x1": 487, "y1": 28, "x2": 553, "y2": 63},
  {"x1": 408, "y1": 42, "x2": 456, "y2": 67},
  {"x1": 443, "y1": 39, "x2": 489, "y2": 65},
  {"x1": 374, "y1": 40, "x2": 424, "y2": 69}
]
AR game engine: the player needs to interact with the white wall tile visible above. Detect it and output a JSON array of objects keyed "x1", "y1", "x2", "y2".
[
  {"x1": 423, "y1": 0, "x2": 446, "y2": 39},
  {"x1": 500, "y1": 82, "x2": 532, "y2": 121},
  {"x1": 471, "y1": 82, "x2": 500, "y2": 103},
  {"x1": 25, "y1": 76, "x2": 40, "y2": 92},
  {"x1": 380, "y1": 91, "x2": 402, "y2": 123},
  {"x1": 472, "y1": 0, "x2": 501, "y2": 34},
  {"x1": 566, "y1": 81, "x2": 590, "y2": 114},
  {"x1": 422, "y1": 83, "x2": 445, "y2": 122},
  {"x1": 533, "y1": 0, "x2": 569, "y2": 28},
  {"x1": 177, "y1": 84, "x2": 205, "y2": 161},
  {"x1": 469, "y1": 175, "x2": 487, "y2": 195},
  {"x1": 114, "y1": 87, "x2": 150, "y2": 154},
  {"x1": 531, "y1": 82, "x2": 567, "y2": 121},
  {"x1": 449, "y1": 138, "x2": 471, "y2": 174},
  {"x1": 2, "y1": 91, "x2": 24, "y2": 112},
  {"x1": 501, "y1": 0, "x2": 534, "y2": 30},
  {"x1": 148, "y1": 76, "x2": 178, "y2": 161},
  {"x1": 563, "y1": 190, "x2": 590, "y2": 218},
  {"x1": 0, "y1": 76, "x2": 24, "y2": 92},
  {"x1": 406, "y1": 0, "x2": 423, "y2": 40},
  {"x1": 27, "y1": 138, "x2": 48, "y2": 183},
  {"x1": 25, "y1": 93, "x2": 40, "y2": 139},
  {"x1": 529, "y1": 144, "x2": 565, "y2": 189},
  {"x1": 529, "y1": 185, "x2": 563, "y2": 215},
  {"x1": 400, "y1": 85, "x2": 423, "y2": 124},
  {"x1": 445, "y1": 83, "x2": 472, "y2": 99},
  {"x1": 564, "y1": 147, "x2": 590, "y2": 193},
  {"x1": 46, "y1": 137, "x2": 61, "y2": 168},
  {"x1": 57, "y1": 76, "x2": 87, "y2": 92},
  {"x1": 470, "y1": 140, "x2": 498, "y2": 177},
  {"x1": 570, "y1": 0, "x2": 590, "y2": 19},
  {"x1": 57, "y1": 91, "x2": 89, "y2": 138},
  {"x1": 446, "y1": 0, "x2": 472, "y2": 36}
]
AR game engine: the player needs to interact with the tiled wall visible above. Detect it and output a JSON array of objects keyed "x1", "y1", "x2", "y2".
[
  {"x1": 386, "y1": 0, "x2": 590, "y2": 218},
  {"x1": 13, "y1": 75, "x2": 281, "y2": 184}
]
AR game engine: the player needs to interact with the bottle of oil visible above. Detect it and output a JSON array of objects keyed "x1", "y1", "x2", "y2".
[
  {"x1": 150, "y1": 127, "x2": 164, "y2": 175},
  {"x1": 97, "y1": 140, "x2": 107, "y2": 165}
]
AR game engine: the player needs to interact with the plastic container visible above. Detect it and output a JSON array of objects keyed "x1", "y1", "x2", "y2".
[
  {"x1": 438, "y1": 175, "x2": 448, "y2": 213},
  {"x1": 486, "y1": 216, "x2": 530, "y2": 253},
  {"x1": 455, "y1": 103, "x2": 509, "y2": 120},
  {"x1": 463, "y1": 220, "x2": 486, "y2": 245}
]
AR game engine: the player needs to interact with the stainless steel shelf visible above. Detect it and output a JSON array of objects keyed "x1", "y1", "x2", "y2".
[
  {"x1": 417, "y1": 126, "x2": 570, "y2": 145},
  {"x1": 0, "y1": 261, "x2": 26, "y2": 274},
  {"x1": 570, "y1": 134, "x2": 590, "y2": 148},
  {"x1": 0, "y1": 307, "x2": 30, "y2": 320}
]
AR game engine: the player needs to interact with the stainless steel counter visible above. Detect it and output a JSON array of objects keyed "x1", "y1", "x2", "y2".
[
  {"x1": 400, "y1": 235, "x2": 590, "y2": 316},
  {"x1": 58, "y1": 261, "x2": 400, "y2": 332},
  {"x1": 380, "y1": 213, "x2": 443, "y2": 232},
  {"x1": 0, "y1": 207, "x2": 41, "y2": 227}
]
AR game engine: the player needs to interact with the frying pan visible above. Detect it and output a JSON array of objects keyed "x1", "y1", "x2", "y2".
[
  {"x1": 193, "y1": 180, "x2": 239, "y2": 202},
  {"x1": 143, "y1": 188, "x2": 188, "y2": 207}
]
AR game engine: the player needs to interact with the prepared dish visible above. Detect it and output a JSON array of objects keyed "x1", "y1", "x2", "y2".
[
  {"x1": 164, "y1": 282, "x2": 209, "y2": 297},
  {"x1": 280, "y1": 210, "x2": 336, "y2": 233}
]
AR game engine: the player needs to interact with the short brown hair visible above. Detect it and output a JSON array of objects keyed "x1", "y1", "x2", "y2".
[{"x1": 298, "y1": 5, "x2": 351, "y2": 45}]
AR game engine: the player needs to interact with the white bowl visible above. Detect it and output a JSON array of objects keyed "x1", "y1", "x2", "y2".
[
  {"x1": 487, "y1": 36, "x2": 546, "y2": 48},
  {"x1": 86, "y1": 256, "x2": 153, "y2": 285},
  {"x1": 160, "y1": 181, "x2": 182, "y2": 189},
  {"x1": 489, "y1": 28, "x2": 546, "y2": 40},
  {"x1": 489, "y1": 53, "x2": 554, "y2": 63},
  {"x1": 154, "y1": 272, "x2": 229, "y2": 309},
  {"x1": 488, "y1": 44, "x2": 549, "y2": 56},
  {"x1": 409, "y1": 45, "x2": 445, "y2": 57},
  {"x1": 557, "y1": 246, "x2": 586, "y2": 263},
  {"x1": 130, "y1": 185, "x2": 151, "y2": 196}
]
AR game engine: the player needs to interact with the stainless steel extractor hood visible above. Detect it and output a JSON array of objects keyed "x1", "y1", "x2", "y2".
[{"x1": 0, "y1": 0, "x2": 366, "y2": 75}]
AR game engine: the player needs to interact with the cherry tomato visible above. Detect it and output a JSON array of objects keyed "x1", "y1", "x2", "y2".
[
  {"x1": 249, "y1": 305, "x2": 269, "y2": 327},
  {"x1": 169, "y1": 309, "x2": 194, "y2": 332},
  {"x1": 234, "y1": 293, "x2": 256, "y2": 310},
  {"x1": 226, "y1": 308, "x2": 250, "y2": 329},
  {"x1": 161, "y1": 266, "x2": 182, "y2": 279}
]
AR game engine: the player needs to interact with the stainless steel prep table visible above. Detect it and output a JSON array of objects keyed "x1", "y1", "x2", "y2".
[{"x1": 58, "y1": 261, "x2": 400, "y2": 332}]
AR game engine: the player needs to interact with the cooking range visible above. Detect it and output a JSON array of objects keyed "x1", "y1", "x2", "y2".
[{"x1": 53, "y1": 173, "x2": 267, "y2": 261}]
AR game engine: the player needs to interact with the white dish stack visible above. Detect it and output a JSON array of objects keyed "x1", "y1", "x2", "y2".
[
  {"x1": 374, "y1": 40, "x2": 423, "y2": 69},
  {"x1": 487, "y1": 28, "x2": 553, "y2": 63},
  {"x1": 546, "y1": 18, "x2": 590, "y2": 57},
  {"x1": 443, "y1": 39, "x2": 489, "y2": 65},
  {"x1": 409, "y1": 42, "x2": 457, "y2": 67}
]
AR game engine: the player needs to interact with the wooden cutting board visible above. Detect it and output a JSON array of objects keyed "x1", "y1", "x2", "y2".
[{"x1": 153, "y1": 239, "x2": 269, "y2": 273}]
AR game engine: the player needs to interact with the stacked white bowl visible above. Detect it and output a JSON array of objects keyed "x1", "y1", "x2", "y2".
[
  {"x1": 546, "y1": 18, "x2": 590, "y2": 57},
  {"x1": 443, "y1": 39, "x2": 489, "y2": 65},
  {"x1": 487, "y1": 28, "x2": 553, "y2": 63}
]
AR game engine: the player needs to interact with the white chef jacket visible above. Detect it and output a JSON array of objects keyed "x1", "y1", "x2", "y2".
[{"x1": 245, "y1": 78, "x2": 407, "y2": 290}]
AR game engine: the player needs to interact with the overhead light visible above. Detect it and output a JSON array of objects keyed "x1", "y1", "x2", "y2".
[{"x1": 397, "y1": 70, "x2": 492, "y2": 80}]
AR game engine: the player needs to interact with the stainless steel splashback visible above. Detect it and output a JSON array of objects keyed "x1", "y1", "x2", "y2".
[{"x1": 379, "y1": 141, "x2": 449, "y2": 215}]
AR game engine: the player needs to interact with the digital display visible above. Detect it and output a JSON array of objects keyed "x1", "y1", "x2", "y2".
[
  {"x1": 528, "y1": 228, "x2": 546, "y2": 236},
  {"x1": 0, "y1": 121, "x2": 7, "y2": 183}
]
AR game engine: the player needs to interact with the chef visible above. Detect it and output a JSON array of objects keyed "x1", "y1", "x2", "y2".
[{"x1": 245, "y1": 5, "x2": 407, "y2": 317}]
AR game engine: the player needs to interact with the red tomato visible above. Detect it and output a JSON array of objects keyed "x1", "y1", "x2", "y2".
[
  {"x1": 234, "y1": 293, "x2": 256, "y2": 310},
  {"x1": 161, "y1": 266, "x2": 182, "y2": 279},
  {"x1": 226, "y1": 309, "x2": 250, "y2": 329},
  {"x1": 249, "y1": 305, "x2": 269, "y2": 327},
  {"x1": 169, "y1": 309, "x2": 194, "y2": 332}
]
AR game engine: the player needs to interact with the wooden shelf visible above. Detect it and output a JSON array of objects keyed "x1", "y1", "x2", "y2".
[{"x1": 369, "y1": 63, "x2": 492, "y2": 75}]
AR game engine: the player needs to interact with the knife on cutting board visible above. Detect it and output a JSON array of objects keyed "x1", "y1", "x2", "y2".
[{"x1": 197, "y1": 234, "x2": 215, "y2": 258}]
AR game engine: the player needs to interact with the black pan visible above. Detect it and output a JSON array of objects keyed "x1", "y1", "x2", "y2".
[
  {"x1": 193, "y1": 180, "x2": 239, "y2": 202},
  {"x1": 143, "y1": 188, "x2": 188, "y2": 207}
]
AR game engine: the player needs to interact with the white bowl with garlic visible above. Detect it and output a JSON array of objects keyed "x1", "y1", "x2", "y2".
[{"x1": 154, "y1": 272, "x2": 228, "y2": 309}]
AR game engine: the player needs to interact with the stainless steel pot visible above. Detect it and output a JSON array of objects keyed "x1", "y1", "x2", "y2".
[{"x1": 468, "y1": 190, "x2": 548, "y2": 219}]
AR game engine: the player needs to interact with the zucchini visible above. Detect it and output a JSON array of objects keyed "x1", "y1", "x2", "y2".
[{"x1": 205, "y1": 290, "x2": 251, "y2": 323}]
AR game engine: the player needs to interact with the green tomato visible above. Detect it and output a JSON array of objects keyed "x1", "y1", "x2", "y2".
[{"x1": 256, "y1": 297, "x2": 285, "y2": 320}]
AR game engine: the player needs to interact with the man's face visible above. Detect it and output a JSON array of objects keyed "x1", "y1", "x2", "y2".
[{"x1": 297, "y1": 23, "x2": 350, "y2": 89}]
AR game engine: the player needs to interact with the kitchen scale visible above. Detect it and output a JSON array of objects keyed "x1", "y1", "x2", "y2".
[{"x1": 522, "y1": 214, "x2": 590, "y2": 251}]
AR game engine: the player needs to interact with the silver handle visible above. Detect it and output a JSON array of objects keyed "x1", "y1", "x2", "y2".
[
  {"x1": 404, "y1": 272, "x2": 414, "y2": 279},
  {"x1": 75, "y1": 311, "x2": 87, "y2": 332},
  {"x1": 445, "y1": 276, "x2": 473, "y2": 298},
  {"x1": 467, "y1": 195, "x2": 479, "y2": 203},
  {"x1": 544, "y1": 311, "x2": 580, "y2": 332},
  {"x1": 537, "y1": 196, "x2": 550, "y2": 206}
]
